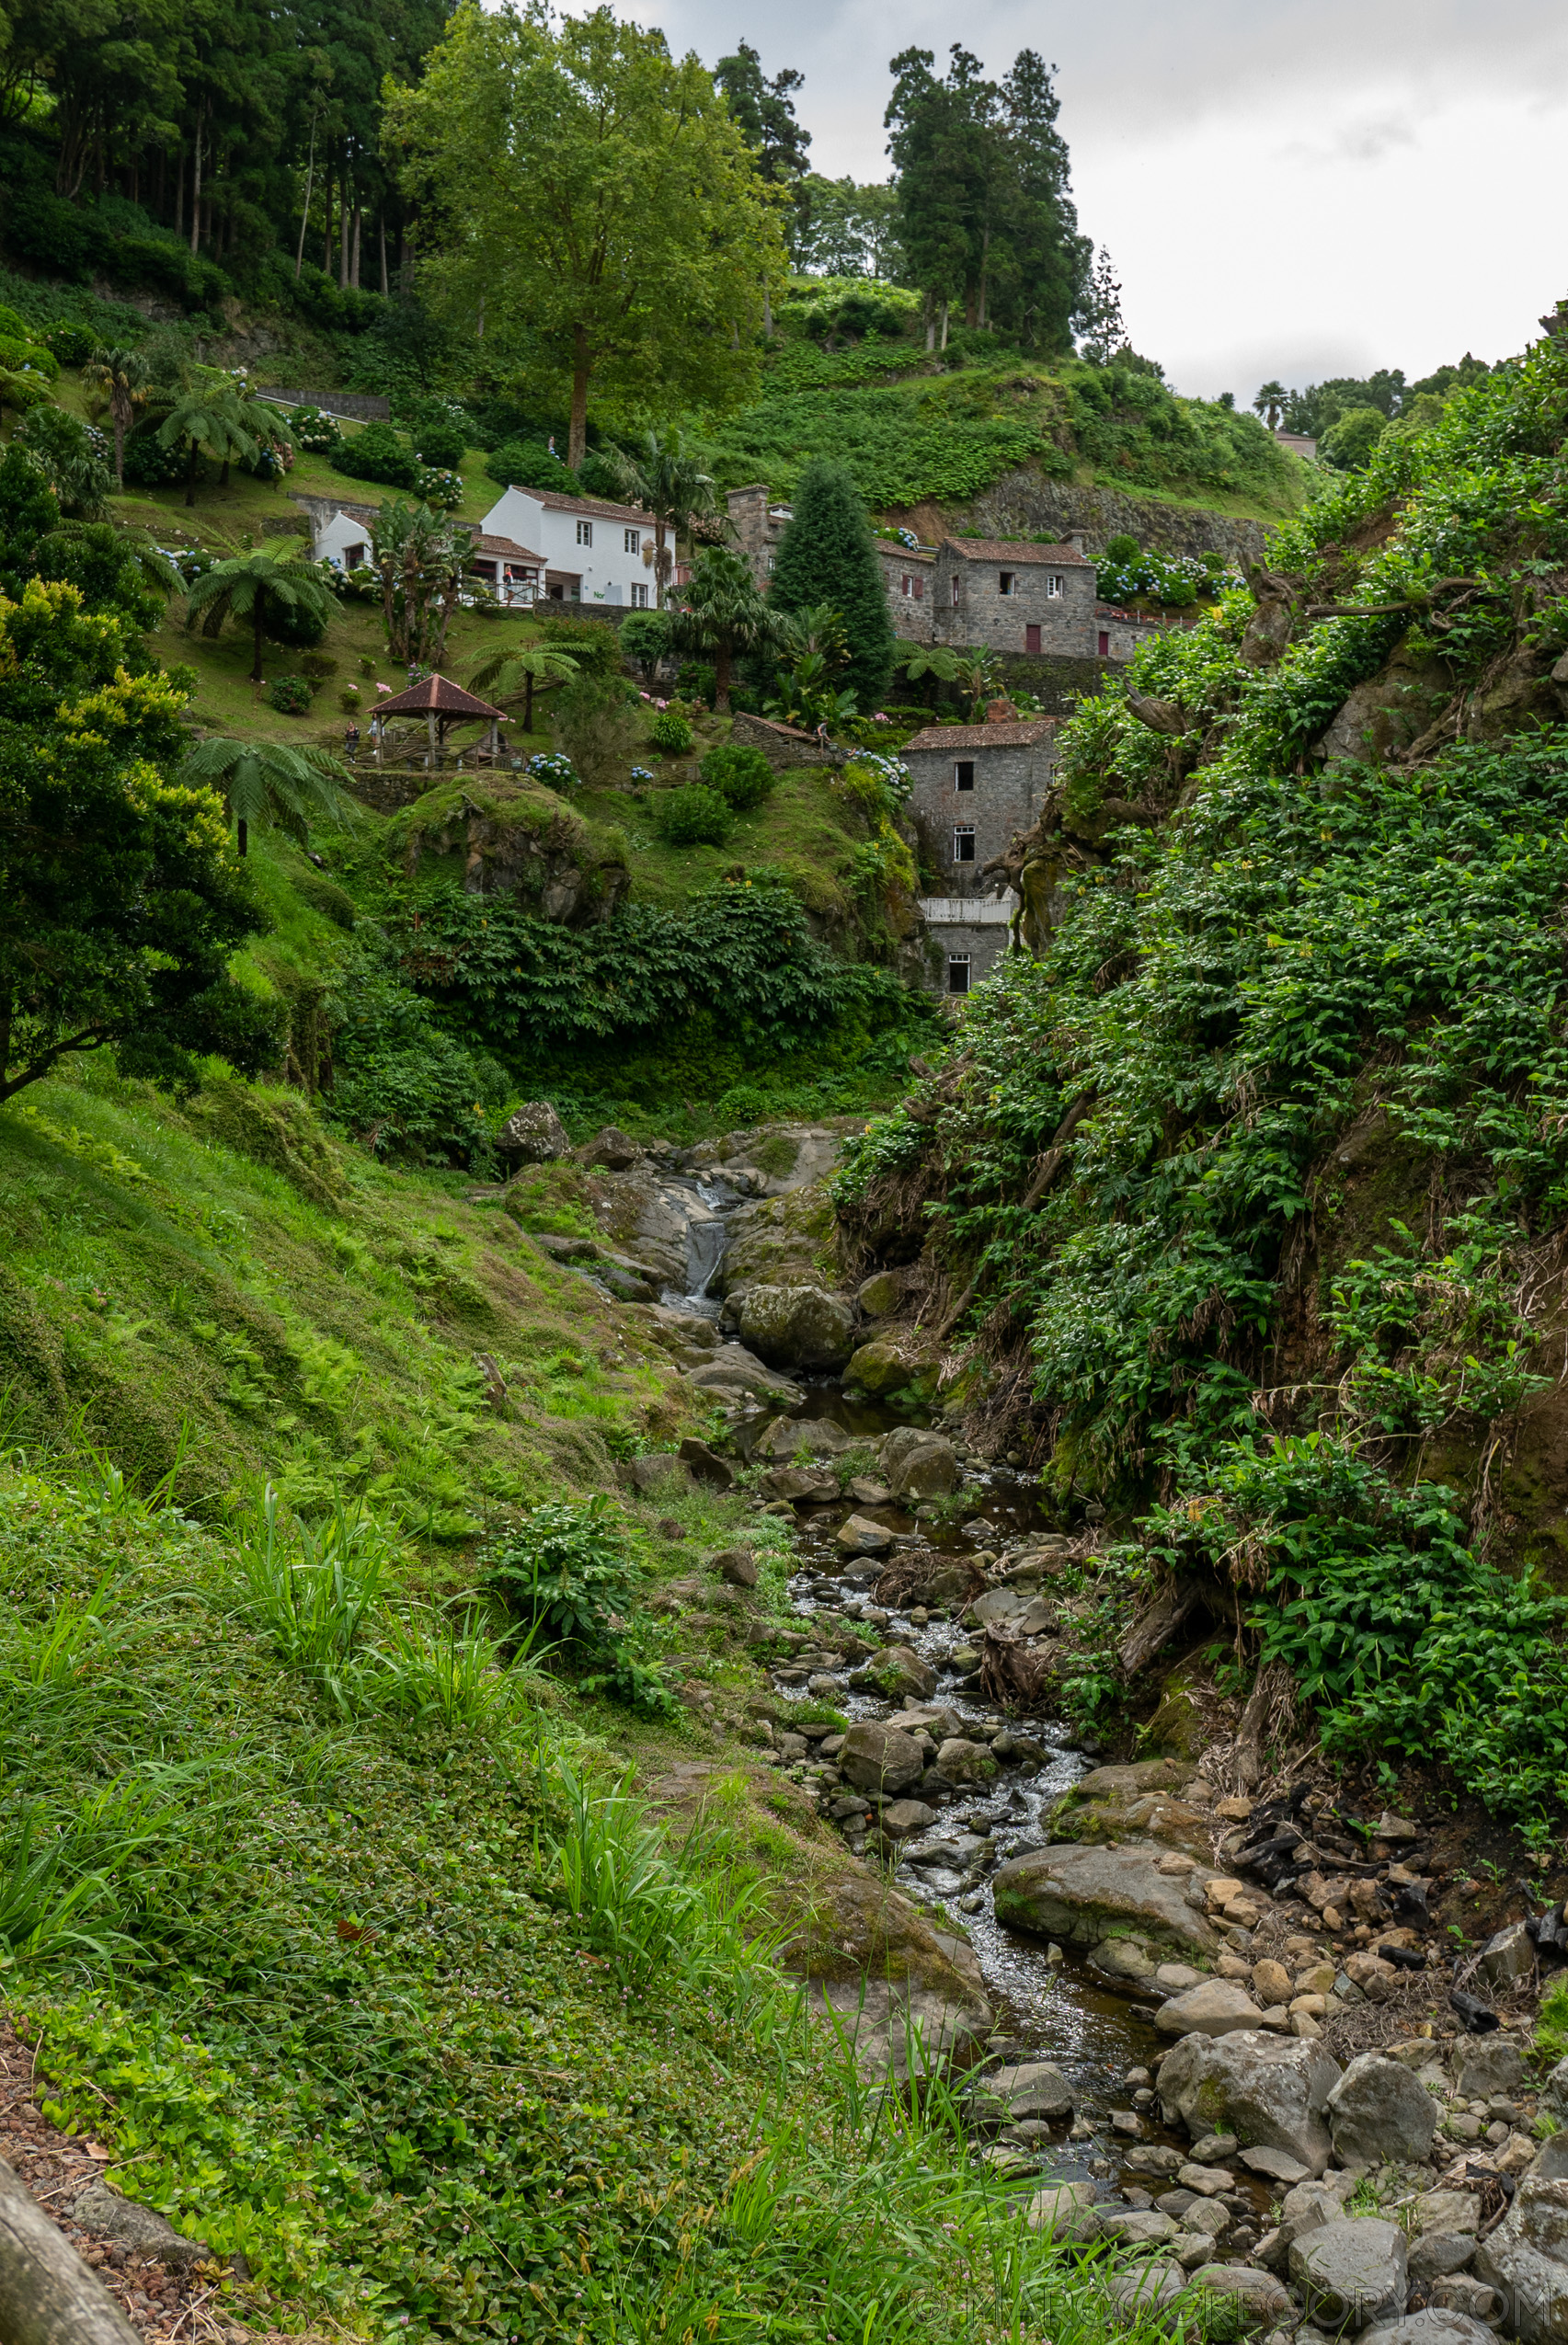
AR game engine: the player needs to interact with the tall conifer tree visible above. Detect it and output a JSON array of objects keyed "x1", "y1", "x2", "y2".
[{"x1": 769, "y1": 461, "x2": 893, "y2": 713}]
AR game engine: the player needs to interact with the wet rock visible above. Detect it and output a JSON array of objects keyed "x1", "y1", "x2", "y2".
[
  {"x1": 992, "y1": 1842, "x2": 1223, "y2": 1962},
  {"x1": 848, "y1": 1477, "x2": 893, "y2": 1505},
  {"x1": 1093, "y1": 1939, "x2": 1160, "y2": 1984},
  {"x1": 1100, "y1": 2207, "x2": 1179, "y2": 2247},
  {"x1": 71, "y1": 2182, "x2": 212, "y2": 2267},
  {"x1": 878, "y1": 1427, "x2": 959, "y2": 1499},
  {"x1": 1474, "y1": 2174, "x2": 1568, "y2": 2340},
  {"x1": 497, "y1": 1100, "x2": 570, "y2": 1162},
  {"x1": 879, "y1": 1799, "x2": 938, "y2": 1840},
  {"x1": 1327, "y1": 2053, "x2": 1437, "y2": 2168},
  {"x1": 1240, "y1": 2145, "x2": 1310, "y2": 2185},
  {"x1": 1127, "y1": 2146, "x2": 1185, "y2": 2178},
  {"x1": 687, "y1": 1344, "x2": 804, "y2": 1405},
  {"x1": 578, "y1": 1123, "x2": 643, "y2": 1171},
  {"x1": 1025, "y1": 2181, "x2": 1102, "y2": 2242},
  {"x1": 1157, "y1": 2030, "x2": 1342, "y2": 2176},
  {"x1": 931, "y1": 1737, "x2": 997, "y2": 1789},
  {"x1": 739, "y1": 1284, "x2": 856, "y2": 1372},
  {"x1": 753, "y1": 1415, "x2": 853, "y2": 1459},
  {"x1": 1290, "y1": 2218, "x2": 1407, "y2": 2331},
  {"x1": 1104, "y1": 2263, "x2": 1185, "y2": 2320},
  {"x1": 845, "y1": 1333, "x2": 939, "y2": 1401},
  {"x1": 1156, "y1": 1982, "x2": 1265, "y2": 2039},
  {"x1": 1179, "y1": 2266, "x2": 1293, "y2": 2331},
  {"x1": 839, "y1": 1722, "x2": 925, "y2": 1795},
  {"x1": 851, "y1": 1647, "x2": 936, "y2": 1700},
  {"x1": 836, "y1": 1514, "x2": 895, "y2": 1557},
  {"x1": 709, "y1": 1547, "x2": 758, "y2": 1589},
  {"x1": 1188, "y1": 2133, "x2": 1240, "y2": 2166},
  {"x1": 982, "y1": 2061, "x2": 1074, "y2": 2121}
]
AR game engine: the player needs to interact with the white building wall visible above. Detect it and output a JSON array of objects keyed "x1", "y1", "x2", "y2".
[{"x1": 479, "y1": 489, "x2": 652, "y2": 607}]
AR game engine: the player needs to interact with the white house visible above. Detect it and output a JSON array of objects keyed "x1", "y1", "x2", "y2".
[
  {"x1": 478, "y1": 486, "x2": 655, "y2": 608},
  {"x1": 314, "y1": 507, "x2": 376, "y2": 571}
]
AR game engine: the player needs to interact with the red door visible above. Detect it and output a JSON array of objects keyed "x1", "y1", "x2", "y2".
[
  {"x1": 1097, "y1": 630, "x2": 1110, "y2": 656},
  {"x1": 1025, "y1": 623, "x2": 1041, "y2": 653}
]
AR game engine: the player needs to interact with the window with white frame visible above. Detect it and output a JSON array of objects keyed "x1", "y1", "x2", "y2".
[
  {"x1": 953, "y1": 826, "x2": 976, "y2": 864},
  {"x1": 630, "y1": 582, "x2": 649, "y2": 608},
  {"x1": 624, "y1": 527, "x2": 640, "y2": 553},
  {"x1": 901, "y1": 573, "x2": 912, "y2": 597},
  {"x1": 946, "y1": 955, "x2": 971, "y2": 995},
  {"x1": 1046, "y1": 571, "x2": 1063, "y2": 597},
  {"x1": 577, "y1": 520, "x2": 593, "y2": 546}
]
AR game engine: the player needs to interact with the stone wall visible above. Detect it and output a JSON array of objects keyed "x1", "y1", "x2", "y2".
[
  {"x1": 731, "y1": 712, "x2": 842, "y2": 772},
  {"x1": 941, "y1": 547, "x2": 1096, "y2": 657},
  {"x1": 891, "y1": 475, "x2": 1278, "y2": 566},
  {"x1": 905, "y1": 734, "x2": 1057, "y2": 890},
  {"x1": 879, "y1": 547, "x2": 937, "y2": 643},
  {"x1": 261, "y1": 387, "x2": 392, "y2": 422}
]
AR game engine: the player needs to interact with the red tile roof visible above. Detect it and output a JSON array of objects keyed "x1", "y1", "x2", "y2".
[
  {"x1": 469, "y1": 533, "x2": 544, "y2": 563},
  {"x1": 375, "y1": 673, "x2": 506, "y2": 721},
  {"x1": 942, "y1": 538, "x2": 1091, "y2": 566},
  {"x1": 901, "y1": 719, "x2": 1058, "y2": 753},
  {"x1": 491, "y1": 486, "x2": 649, "y2": 524}
]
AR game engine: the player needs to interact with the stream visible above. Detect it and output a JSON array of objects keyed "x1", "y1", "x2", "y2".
[{"x1": 658, "y1": 1159, "x2": 1230, "y2": 2204}]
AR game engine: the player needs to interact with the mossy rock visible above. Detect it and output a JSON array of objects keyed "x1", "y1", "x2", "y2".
[
  {"x1": 723, "y1": 1183, "x2": 838, "y2": 1292},
  {"x1": 1143, "y1": 1658, "x2": 1211, "y2": 1761},
  {"x1": 844, "y1": 1333, "x2": 940, "y2": 1402},
  {"x1": 186, "y1": 1080, "x2": 345, "y2": 1211},
  {"x1": 387, "y1": 777, "x2": 627, "y2": 921}
]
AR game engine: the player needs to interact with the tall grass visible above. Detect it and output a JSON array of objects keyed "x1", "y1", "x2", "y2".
[
  {"x1": 361, "y1": 1604, "x2": 545, "y2": 1733},
  {"x1": 235, "y1": 1483, "x2": 390, "y2": 1707}
]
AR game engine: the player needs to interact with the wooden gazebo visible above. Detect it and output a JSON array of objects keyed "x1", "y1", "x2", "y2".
[{"x1": 372, "y1": 672, "x2": 507, "y2": 768}]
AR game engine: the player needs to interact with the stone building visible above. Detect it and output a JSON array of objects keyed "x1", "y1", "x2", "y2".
[
  {"x1": 935, "y1": 538, "x2": 1096, "y2": 656},
  {"x1": 727, "y1": 484, "x2": 795, "y2": 588},
  {"x1": 903, "y1": 716, "x2": 1059, "y2": 992},
  {"x1": 878, "y1": 544, "x2": 938, "y2": 640}
]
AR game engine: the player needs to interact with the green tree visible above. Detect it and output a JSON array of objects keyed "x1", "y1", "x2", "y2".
[
  {"x1": 178, "y1": 736, "x2": 356, "y2": 857},
  {"x1": 1319, "y1": 405, "x2": 1389, "y2": 472},
  {"x1": 793, "y1": 176, "x2": 903, "y2": 279},
  {"x1": 1073, "y1": 245, "x2": 1124, "y2": 363},
  {"x1": 14, "y1": 406, "x2": 112, "y2": 519},
  {"x1": 183, "y1": 544, "x2": 336, "y2": 683},
  {"x1": 157, "y1": 381, "x2": 260, "y2": 506},
  {"x1": 769, "y1": 459, "x2": 893, "y2": 711},
  {"x1": 1253, "y1": 379, "x2": 1288, "y2": 432},
  {"x1": 387, "y1": 4, "x2": 789, "y2": 469},
  {"x1": 371, "y1": 498, "x2": 464, "y2": 667},
  {"x1": 670, "y1": 544, "x2": 773, "y2": 715},
  {"x1": 602, "y1": 428, "x2": 718, "y2": 609},
  {"x1": 83, "y1": 343, "x2": 151, "y2": 485},
  {"x1": 714, "y1": 39, "x2": 808, "y2": 185},
  {"x1": 467, "y1": 640, "x2": 580, "y2": 733},
  {"x1": 0, "y1": 577, "x2": 276, "y2": 1103}
]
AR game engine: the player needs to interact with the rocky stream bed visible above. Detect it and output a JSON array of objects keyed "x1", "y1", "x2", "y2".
[{"x1": 509, "y1": 1113, "x2": 1568, "y2": 2344}]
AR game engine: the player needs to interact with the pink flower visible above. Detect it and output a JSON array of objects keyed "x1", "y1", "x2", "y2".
[{"x1": 376, "y1": 682, "x2": 391, "y2": 695}]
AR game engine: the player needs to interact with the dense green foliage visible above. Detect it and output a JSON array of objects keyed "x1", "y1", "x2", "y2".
[
  {"x1": 838, "y1": 322, "x2": 1568, "y2": 1819},
  {"x1": 653, "y1": 784, "x2": 735, "y2": 847},
  {"x1": 701, "y1": 742, "x2": 777, "y2": 810}
]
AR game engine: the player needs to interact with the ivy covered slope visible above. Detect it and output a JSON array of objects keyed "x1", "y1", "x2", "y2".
[
  {"x1": 697, "y1": 317, "x2": 1310, "y2": 519},
  {"x1": 836, "y1": 315, "x2": 1568, "y2": 1829}
]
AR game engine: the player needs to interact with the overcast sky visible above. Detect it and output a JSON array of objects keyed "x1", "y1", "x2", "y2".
[{"x1": 620, "y1": 0, "x2": 1568, "y2": 401}]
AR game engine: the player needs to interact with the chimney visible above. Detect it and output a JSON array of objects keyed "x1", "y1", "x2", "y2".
[{"x1": 1068, "y1": 532, "x2": 1087, "y2": 557}]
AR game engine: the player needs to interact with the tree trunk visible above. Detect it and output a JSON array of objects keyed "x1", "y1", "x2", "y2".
[
  {"x1": 924, "y1": 292, "x2": 934, "y2": 353},
  {"x1": 174, "y1": 144, "x2": 183, "y2": 236},
  {"x1": 654, "y1": 520, "x2": 668, "y2": 610},
  {"x1": 189, "y1": 120, "x2": 202, "y2": 254},
  {"x1": 220, "y1": 459, "x2": 230, "y2": 486},
  {"x1": 339, "y1": 171, "x2": 350, "y2": 288},
  {"x1": 185, "y1": 440, "x2": 199, "y2": 507},
  {"x1": 0, "y1": 2154, "x2": 141, "y2": 2345},
  {"x1": 715, "y1": 637, "x2": 732, "y2": 714},
  {"x1": 567, "y1": 326, "x2": 589, "y2": 471},
  {"x1": 111, "y1": 394, "x2": 128, "y2": 484},
  {"x1": 378, "y1": 213, "x2": 388, "y2": 295},
  {"x1": 295, "y1": 110, "x2": 317, "y2": 280},
  {"x1": 523, "y1": 671, "x2": 534, "y2": 731},
  {"x1": 252, "y1": 595, "x2": 266, "y2": 683},
  {"x1": 237, "y1": 817, "x2": 248, "y2": 857},
  {"x1": 939, "y1": 300, "x2": 949, "y2": 352}
]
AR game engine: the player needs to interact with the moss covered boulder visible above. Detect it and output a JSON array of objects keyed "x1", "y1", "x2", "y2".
[
  {"x1": 387, "y1": 777, "x2": 628, "y2": 923},
  {"x1": 845, "y1": 1333, "x2": 940, "y2": 1402},
  {"x1": 738, "y1": 1283, "x2": 855, "y2": 1371}
]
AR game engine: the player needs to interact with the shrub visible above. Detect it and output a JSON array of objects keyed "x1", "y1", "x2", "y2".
[
  {"x1": 266, "y1": 675, "x2": 315, "y2": 715},
  {"x1": 338, "y1": 687, "x2": 361, "y2": 712},
  {"x1": 485, "y1": 437, "x2": 577, "y2": 492},
  {"x1": 414, "y1": 463, "x2": 463, "y2": 509},
  {"x1": 0, "y1": 334, "x2": 58, "y2": 382},
  {"x1": 333, "y1": 421, "x2": 421, "y2": 491},
  {"x1": 619, "y1": 607, "x2": 672, "y2": 679},
  {"x1": 554, "y1": 675, "x2": 638, "y2": 789},
  {"x1": 699, "y1": 741, "x2": 774, "y2": 812},
  {"x1": 120, "y1": 421, "x2": 189, "y2": 486},
  {"x1": 481, "y1": 1496, "x2": 675, "y2": 1717},
  {"x1": 649, "y1": 708, "x2": 692, "y2": 753},
  {"x1": 527, "y1": 750, "x2": 579, "y2": 795},
  {"x1": 675, "y1": 659, "x2": 716, "y2": 707},
  {"x1": 289, "y1": 406, "x2": 345, "y2": 457},
  {"x1": 411, "y1": 413, "x2": 467, "y2": 467},
  {"x1": 653, "y1": 784, "x2": 734, "y2": 848}
]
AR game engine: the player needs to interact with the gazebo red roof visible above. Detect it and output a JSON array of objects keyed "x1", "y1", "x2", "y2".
[{"x1": 375, "y1": 673, "x2": 505, "y2": 721}]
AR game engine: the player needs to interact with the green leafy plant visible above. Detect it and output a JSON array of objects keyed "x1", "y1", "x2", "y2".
[
  {"x1": 651, "y1": 783, "x2": 735, "y2": 848},
  {"x1": 264, "y1": 674, "x2": 314, "y2": 715},
  {"x1": 699, "y1": 741, "x2": 775, "y2": 811},
  {"x1": 649, "y1": 707, "x2": 692, "y2": 753},
  {"x1": 482, "y1": 1497, "x2": 675, "y2": 1716}
]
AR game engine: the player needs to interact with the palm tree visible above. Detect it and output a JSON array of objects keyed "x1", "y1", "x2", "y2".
[
  {"x1": 179, "y1": 737, "x2": 356, "y2": 859},
  {"x1": 183, "y1": 545, "x2": 336, "y2": 683},
  {"x1": 602, "y1": 429, "x2": 720, "y2": 608},
  {"x1": 157, "y1": 380, "x2": 287, "y2": 506},
  {"x1": 1253, "y1": 381, "x2": 1288, "y2": 432},
  {"x1": 670, "y1": 545, "x2": 774, "y2": 715},
  {"x1": 371, "y1": 499, "x2": 466, "y2": 667},
  {"x1": 894, "y1": 644, "x2": 1000, "y2": 720},
  {"x1": 772, "y1": 602, "x2": 849, "y2": 671},
  {"x1": 467, "y1": 642, "x2": 581, "y2": 734},
  {"x1": 83, "y1": 345, "x2": 151, "y2": 485}
]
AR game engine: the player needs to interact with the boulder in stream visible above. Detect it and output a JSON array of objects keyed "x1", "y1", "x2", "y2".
[
  {"x1": 738, "y1": 1284, "x2": 856, "y2": 1371},
  {"x1": 839, "y1": 1722, "x2": 926, "y2": 1794},
  {"x1": 844, "y1": 1333, "x2": 940, "y2": 1402},
  {"x1": 878, "y1": 1427, "x2": 958, "y2": 1498},
  {"x1": 990, "y1": 1841, "x2": 1222, "y2": 1962},
  {"x1": 760, "y1": 1466, "x2": 840, "y2": 1504},
  {"x1": 1156, "y1": 2028, "x2": 1342, "y2": 2175},
  {"x1": 685, "y1": 1345, "x2": 803, "y2": 1405},
  {"x1": 752, "y1": 1415, "x2": 853, "y2": 1459}
]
